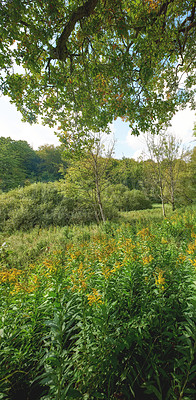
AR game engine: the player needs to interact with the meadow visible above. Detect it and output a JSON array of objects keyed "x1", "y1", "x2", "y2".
[{"x1": 0, "y1": 206, "x2": 196, "y2": 400}]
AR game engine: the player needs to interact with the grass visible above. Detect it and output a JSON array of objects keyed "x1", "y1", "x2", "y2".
[
  {"x1": 0, "y1": 205, "x2": 170, "y2": 269},
  {"x1": 0, "y1": 206, "x2": 196, "y2": 399},
  {"x1": 120, "y1": 203, "x2": 173, "y2": 223}
]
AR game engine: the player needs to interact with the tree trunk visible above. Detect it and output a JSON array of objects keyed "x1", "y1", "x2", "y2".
[
  {"x1": 170, "y1": 172, "x2": 175, "y2": 211},
  {"x1": 96, "y1": 180, "x2": 105, "y2": 222},
  {"x1": 161, "y1": 198, "x2": 166, "y2": 218},
  {"x1": 160, "y1": 188, "x2": 166, "y2": 218},
  {"x1": 171, "y1": 187, "x2": 175, "y2": 211},
  {"x1": 157, "y1": 162, "x2": 166, "y2": 218}
]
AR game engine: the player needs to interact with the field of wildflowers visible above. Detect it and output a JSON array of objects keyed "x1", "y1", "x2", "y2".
[{"x1": 0, "y1": 207, "x2": 196, "y2": 399}]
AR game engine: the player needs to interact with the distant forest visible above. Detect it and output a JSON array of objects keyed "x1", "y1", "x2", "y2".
[
  {"x1": 1, "y1": 135, "x2": 196, "y2": 209},
  {"x1": 0, "y1": 137, "x2": 68, "y2": 191}
]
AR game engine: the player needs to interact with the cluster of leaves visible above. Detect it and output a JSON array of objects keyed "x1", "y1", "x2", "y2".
[
  {"x1": 0, "y1": 1, "x2": 195, "y2": 150},
  {"x1": 0, "y1": 207, "x2": 195, "y2": 399}
]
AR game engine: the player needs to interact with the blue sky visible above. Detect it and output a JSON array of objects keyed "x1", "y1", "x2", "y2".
[{"x1": 0, "y1": 95, "x2": 195, "y2": 159}]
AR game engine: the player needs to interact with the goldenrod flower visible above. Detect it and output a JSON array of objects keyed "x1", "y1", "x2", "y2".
[
  {"x1": 155, "y1": 270, "x2": 165, "y2": 290},
  {"x1": 102, "y1": 267, "x2": 111, "y2": 279},
  {"x1": 189, "y1": 258, "x2": 196, "y2": 267},
  {"x1": 86, "y1": 289, "x2": 103, "y2": 306},
  {"x1": 137, "y1": 228, "x2": 152, "y2": 240},
  {"x1": 176, "y1": 254, "x2": 186, "y2": 266},
  {"x1": 187, "y1": 240, "x2": 196, "y2": 254},
  {"x1": 142, "y1": 255, "x2": 153, "y2": 265}
]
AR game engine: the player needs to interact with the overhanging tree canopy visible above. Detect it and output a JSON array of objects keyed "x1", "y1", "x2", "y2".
[{"x1": 0, "y1": 0, "x2": 195, "y2": 149}]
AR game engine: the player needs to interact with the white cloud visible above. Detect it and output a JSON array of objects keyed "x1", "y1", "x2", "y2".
[
  {"x1": 126, "y1": 132, "x2": 148, "y2": 160},
  {"x1": 126, "y1": 107, "x2": 195, "y2": 160},
  {"x1": 0, "y1": 96, "x2": 60, "y2": 149},
  {"x1": 168, "y1": 107, "x2": 195, "y2": 145}
]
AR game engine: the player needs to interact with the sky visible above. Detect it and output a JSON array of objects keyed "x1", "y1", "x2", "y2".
[{"x1": 0, "y1": 94, "x2": 195, "y2": 160}]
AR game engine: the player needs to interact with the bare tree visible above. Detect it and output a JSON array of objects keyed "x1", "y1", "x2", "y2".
[{"x1": 143, "y1": 132, "x2": 187, "y2": 216}]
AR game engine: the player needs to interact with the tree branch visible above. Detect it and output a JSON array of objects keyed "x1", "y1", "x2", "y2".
[
  {"x1": 50, "y1": 0, "x2": 98, "y2": 61},
  {"x1": 179, "y1": 5, "x2": 195, "y2": 33}
]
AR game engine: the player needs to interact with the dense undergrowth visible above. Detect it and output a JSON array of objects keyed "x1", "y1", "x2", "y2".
[
  {"x1": 0, "y1": 182, "x2": 152, "y2": 232},
  {"x1": 0, "y1": 207, "x2": 196, "y2": 399}
]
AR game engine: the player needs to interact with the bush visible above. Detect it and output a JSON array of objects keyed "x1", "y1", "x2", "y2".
[
  {"x1": 0, "y1": 182, "x2": 70, "y2": 232},
  {"x1": 124, "y1": 189, "x2": 152, "y2": 210},
  {"x1": 0, "y1": 182, "x2": 153, "y2": 233},
  {"x1": 0, "y1": 182, "x2": 118, "y2": 232},
  {"x1": 104, "y1": 184, "x2": 152, "y2": 211}
]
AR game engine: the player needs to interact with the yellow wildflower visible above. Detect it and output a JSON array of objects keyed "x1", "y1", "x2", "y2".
[
  {"x1": 187, "y1": 240, "x2": 196, "y2": 254},
  {"x1": 189, "y1": 258, "x2": 196, "y2": 267},
  {"x1": 137, "y1": 227, "x2": 152, "y2": 240},
  {"x1": 102, "y1": 267, "x2": 111, "y2": 279},
  {"x1": 176, "y1": 254, "x2": 186, "y2": 266},
  {"x1": 155, "y1": 270, "x2": 165, "y2": 290},
  {"x1": 0, "y1": 268, "x2": 21, "y2": 284},
  {"x1": 142, "y1": 254, "x2": 154, "y2": 265},
  {"x1": 86, "y1": 289, "x2": 103, "y2": 306}
]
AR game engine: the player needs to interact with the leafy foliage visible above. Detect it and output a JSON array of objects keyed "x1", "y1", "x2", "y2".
[
  {"x1": 104, "y1": 184, "x2": 152, "y2": 211},
  {"x1": 142, "y1": 133, "x2": 194, "y2": 215},
  {"x1": 0, "y1": 1, "x2": 195, "y2": 149},
  {"x1": 35, "y1": 144, "x2": 68, "y2": 182},
  {"x1": 0, "y1": 137, "x2": 39, "y2": 191}
]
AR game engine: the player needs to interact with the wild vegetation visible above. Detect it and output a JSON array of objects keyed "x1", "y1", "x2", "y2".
[
  {"x1": 0, "y1": 132, "x2": 196, "y2": 400},
  {"x1": 1, "y1": 135, "x2": 196, "y2": 216},
  {"x1": 0, "y1": 1, "x2": 196, "y2": 398},
  {"x1": 0, "y1": 206, "x2": 196, "y2": 399},
  {"x1": 0, "y1": 136, "x2": 196, "y2": 399}
]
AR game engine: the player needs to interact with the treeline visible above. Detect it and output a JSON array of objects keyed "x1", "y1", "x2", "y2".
[
  {"x1": 0, "y1": 137, "x2": 67, "y2": 191},
  {"x1": 1, "y1": 136, "x2": 195, "y2": 199},
  {"x1": 0, "y1": 136, "x2": 196, "y2": 230}
]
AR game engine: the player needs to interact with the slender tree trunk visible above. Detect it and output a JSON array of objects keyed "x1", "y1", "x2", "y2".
[
  {"x1": 160, "y1": 186, "x2": 166, "y2": 218},
  {"x1": 171, "y1": 184, "x2": 175, "y2": 211},
  {"x1": 92, "y1": 200, "x2": 100, "y2": 223},
  {"x1": 161, "y1": 198, "x2": 166, "y2": 218},
  {"x1": 169, "y1": 167, "x2": 175, "y2": 211},
  {"x1": 157, "y1": 161, "x2": 166, "y2": 218},
  {"x1": 95, "y1": 180, "x2": 105, "y2": 222},
  {"x1": 92, "y1": 151, "x2": 106, "y2": 223}
]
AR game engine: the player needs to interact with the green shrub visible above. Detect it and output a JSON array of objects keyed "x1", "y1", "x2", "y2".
[
  {"x1": 0, "y1": 181, "x2": 118, "y2": 232},
  {"x1": 0, "y1": 182, "x2": 69, "y2": 232},
  {"x1": 104, "y1": 184, "x2": 152, "y2": 211}
]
